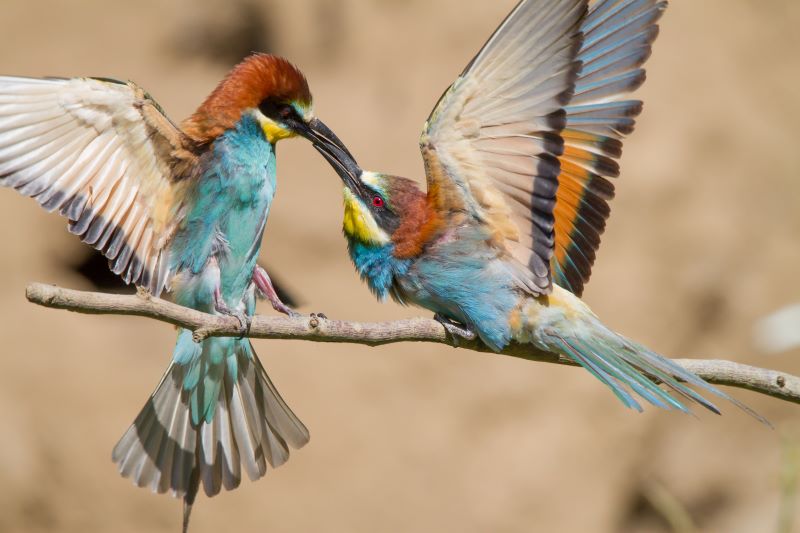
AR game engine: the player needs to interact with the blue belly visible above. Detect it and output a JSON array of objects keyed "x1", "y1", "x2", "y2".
[
  {"x1": 348, "y1": 223, "x2": 520, "y2": 352},
  {"x1": 400, "y1": 247, "x2": 519, "y2": 351}
]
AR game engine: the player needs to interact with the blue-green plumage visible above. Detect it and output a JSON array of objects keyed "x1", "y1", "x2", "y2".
[
  {"x1": 344, "y1": 174, "x2": 766, "y2": 423},
  {"x1": 346, "y1": 224, "x2": 518, "y2": 352},
  {"x1": 172, "y1": 114, "x2": 275, "y2": 289},
  {"x1": 346, "y1": 239, "x2": 410, "y2": 301},
  {"x1": 0, "y1": 52, "x2": 356, "y2": 525},
  {"x1": 169, "y1": 114, "x2": 276, "y2": 425},
  {"x1": 326, "y1": 0, "x2": 771, "y2": 424}
]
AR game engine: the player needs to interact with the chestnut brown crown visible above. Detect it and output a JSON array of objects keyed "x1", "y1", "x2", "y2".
[{"x1": 182, "y1": 53, "x2": 312, "y2": 144}]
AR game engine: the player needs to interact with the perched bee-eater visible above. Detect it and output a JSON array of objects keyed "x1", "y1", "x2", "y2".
[
  {"x1": 319, "y1": 0, "x2": 766, "y2": 421},
  {"x1": 0, "y1": 54, "x2": 354, "y2": 526}
]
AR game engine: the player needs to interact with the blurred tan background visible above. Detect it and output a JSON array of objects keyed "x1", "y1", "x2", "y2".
[{"x1": 0, "y1": 1, "x2": 799, "y2": 532}]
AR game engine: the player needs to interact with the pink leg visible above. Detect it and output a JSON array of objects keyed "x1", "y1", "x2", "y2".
[
  {"x1": 213, "y1": 285, "x2": 230, "y2": 314},
  {"x1": 253, "y1": 265, "x2": 299, "y2": 317}
]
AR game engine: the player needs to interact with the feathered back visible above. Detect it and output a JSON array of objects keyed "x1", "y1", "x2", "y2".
[{"x1": 183, "y1": 54, "x2": 311, "y2": 144}]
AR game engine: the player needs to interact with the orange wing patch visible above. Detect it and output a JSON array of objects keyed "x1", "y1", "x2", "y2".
[
  {"x1": 550, "y1": 0, "x2": 667, "y2": 295},
  {"x1": 552, "y1": 129, "x2": 617, "y2": 296}
]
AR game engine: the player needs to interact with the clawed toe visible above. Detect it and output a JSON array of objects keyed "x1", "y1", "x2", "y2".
[
  {"x1": 434, "y1": 313, "x2": 476, "y2": 345},
  {"x1": 272, "y1": 300, "x2": 298, "y2": 317},
  {"x1": 231, "y1": 310, "x2": 251, "y2": 338},
  {"x1": 214, "y1": 287, "x2": 250, "y2": 338}
]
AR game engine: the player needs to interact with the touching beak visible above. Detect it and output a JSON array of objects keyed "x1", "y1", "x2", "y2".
[{"x1": 299, "y1": 118, "x2": 367, "y2": 196}]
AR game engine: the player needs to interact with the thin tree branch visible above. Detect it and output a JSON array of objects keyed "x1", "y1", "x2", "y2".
[{"x1": 24, "y1": 282, "x2": 800, "y2": 406}]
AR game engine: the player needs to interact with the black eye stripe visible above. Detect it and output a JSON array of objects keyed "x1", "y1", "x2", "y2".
[
  {"x1": 357, "y1": 186, "x2": 399, "y2": 233},
  {"x1": 259, "y1": 100, "x2": 296, "y2": 121}
]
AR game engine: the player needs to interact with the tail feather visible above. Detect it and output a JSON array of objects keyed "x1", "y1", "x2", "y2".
[
  {"x1": 154, "y1": 392, "x2": 182, "y2": 494},
  {"x1": 553, "y1": 335, "x2": 643, "y2": 410},
  {"x1": 112, "y1": 337, "x2": 309, "y2": 500},
  {"x1": 228, "y1": 368, "x2": 268, "y2": 481},
  {"x1": 238, "y1": 367, "x2": 289, "y2": 470},
  {"x1": 213, "y1": 380, "x2": 241, "y2": 491},
  {"x1": 625, "y1": 339, "x2": 770, "y2": 425},
  {"x1": 113, "y1": 364, "x2": 196, "y2": 496},
  {"x1": 543, "y1": 315, "x2": 770, "y2": 425},
  {"x1": 577, "y1": 335, "x2": 709, "y2": 413},
  {"x1": 249, "y1": 352, "x2": 310, "y2": 450},
  {"x1": 200, "y1": 409, "x2": 222, "y2": 497}
]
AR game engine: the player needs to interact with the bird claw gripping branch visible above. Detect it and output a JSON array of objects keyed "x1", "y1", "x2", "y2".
[
  {"x1": 435, "y1": 313, "x2": 477, "y2": 345},
  {"x1": 317, "y1": 0, "x2": 768, "y2": 426},
  {"x1": 0, "y1": 52, "x2": 358, "y2": 527}
]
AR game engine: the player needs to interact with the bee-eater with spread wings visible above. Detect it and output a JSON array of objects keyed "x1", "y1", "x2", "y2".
[
  {"x1": 318, "y1": 0, "x2": 766, "y2": 422},
  {"x1": 0, "y1": 54, "x2": 355, "y2": 526}
]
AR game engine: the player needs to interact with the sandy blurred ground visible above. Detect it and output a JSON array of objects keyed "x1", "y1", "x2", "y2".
[{"x1": 0, "y1": 1, "x2": 798, "y2": 532}]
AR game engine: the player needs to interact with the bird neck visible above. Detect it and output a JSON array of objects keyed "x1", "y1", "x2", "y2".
[
  {"x1": 345, "y1": 237, "x2": 411, "y2": 301},
  {"x1": 213, "y1": 112, "x2": 270, "y2": 148},
  {"x1": 390, "y1": 190, "x2": 443, "y2": 259}
]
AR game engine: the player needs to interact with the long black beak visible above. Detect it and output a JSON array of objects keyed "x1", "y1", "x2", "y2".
[{"x1": 299, "y1": 118, "x2": 367, "y2": 197}]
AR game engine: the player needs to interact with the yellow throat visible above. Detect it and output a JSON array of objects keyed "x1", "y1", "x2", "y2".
[
  {"x1": 342, "y1": 188, "x2": 390, "y2": 245},
  {"x1": 261, "y1": 119, "x2": 296, "y2": 143}
]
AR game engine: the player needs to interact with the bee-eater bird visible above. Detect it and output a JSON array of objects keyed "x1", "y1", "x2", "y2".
[
  {"x1": 0, "y1": 53, "x2": 354, "y2": 527},
  {"x1": 319, "y1": 0, "x2": 766, "y2": 422}
]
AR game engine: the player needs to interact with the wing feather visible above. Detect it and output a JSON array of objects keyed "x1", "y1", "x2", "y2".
[
  {"x1": 552, "y1": 0, "x2": 666, "y2": 295},
  {"x1": 0, "y1": 76, "x2": 199, "y2": 296},
  {"x1": 420, "y1": 0, "x2": 588, "y2": 293}
]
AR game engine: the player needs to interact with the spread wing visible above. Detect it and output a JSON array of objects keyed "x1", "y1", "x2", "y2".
[
  {"x1": 0, "y1": 76, "x2": 199, "y2": 296},
  {"x1": 420, "y1": 0, "x2": 588, "y2": 294},
  {"x1": 552, "y1": 0, "x2": 667, "y2": 296}
]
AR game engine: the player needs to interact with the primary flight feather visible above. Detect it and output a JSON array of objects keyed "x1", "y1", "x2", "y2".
[
  {"x1": 0, "y1": 53, "x2": 356, "y2": 529},
  {"x1": 316, "y1": 0, "x2": 767, "y2": 423}
]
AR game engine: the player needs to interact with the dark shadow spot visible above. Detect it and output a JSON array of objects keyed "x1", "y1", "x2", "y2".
[
  {"x1": 169, "y1": 1, "x2": 277, "y2": 64},
  {"x1": 19, "y1": 494, "x2": 58, "y2": 530},
  {"x1": 267, "y1": 269, "x2": 299, "y2": 308},
  {"x1": 71, "y1": 249, "x2": 134, "y2": 294},
  {"x1": 69, "y1": 249, "x2": 299, "y2": 305}
]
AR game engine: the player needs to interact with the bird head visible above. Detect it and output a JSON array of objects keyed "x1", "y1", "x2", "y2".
[
  {"x1": 182, "y1": 53, "x2": 351, "y2": 156},
  {"x1": 316, "y1": 147, "x2": 438, "y2": 257},
  {"x1": 341, "y1": 171, "x2": 405, "y2": 247}
]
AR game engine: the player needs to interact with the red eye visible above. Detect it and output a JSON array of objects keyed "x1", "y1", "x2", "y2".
[
  {"x1": 372, "y1": 196, "x2": 384, "y2": 208},
  {"x1": 279, "y1": 105, "x2": 292, "y2": 118}
]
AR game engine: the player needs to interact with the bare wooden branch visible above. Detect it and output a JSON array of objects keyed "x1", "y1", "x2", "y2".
[{"x1": 24, "y1": 282, "x2": 800, "y2": 406}]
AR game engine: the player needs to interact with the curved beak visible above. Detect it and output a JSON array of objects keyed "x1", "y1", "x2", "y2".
[{"x1": 297, "y1": 118, "x2": 367, "y2": 197}]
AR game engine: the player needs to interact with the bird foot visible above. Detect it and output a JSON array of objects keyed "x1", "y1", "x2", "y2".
[
  {"x1": 222, "y1": 307, "x2": 251, "y2": 338},
  {"x1": 275, "y1": 301, "x2": 301, "y2": 318},
  {"x1": 434, "y1": 313, "x2": 476, "y2": 345},
  {"x1": 214, "y1": 289, "x2": 251, "y2": 338},
  {"x1": 253, "y1": 265, "x2": 297, "y2": 317},
  {"x1": 231, "y1": 310, "x2": 251, "y2": 338},
  {"x1": 285, "y1": 310, "x2": 326, "y2": 321}
]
